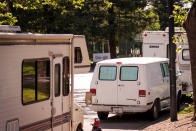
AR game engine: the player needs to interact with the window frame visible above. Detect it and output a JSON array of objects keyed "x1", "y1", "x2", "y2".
[
  {"x1": 120, "y1": 66, "x2": 139, "y2": 81},
  {"x1": 54, "y1": 64, "x2": 61, "y2": 97},
  {"x1": 182, "y1": 49, "x2": 190, "y2": 61},
  {"x1": 22, "y1": 58, "x2": 50, "y2": 105},
  {"x1": 74, "y1": 47, "x2": 83, "y2": 63},
  {"x1": 63, "y1": 57, "x2": 70, "y2": 96},
  {"x1": 99, "y1": 66, "x2": 117, "y2": 81}
]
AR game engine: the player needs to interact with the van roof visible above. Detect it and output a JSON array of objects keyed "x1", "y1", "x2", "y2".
[{"x1": 97, "y1": 57, "x2": 169, "y2": 65}]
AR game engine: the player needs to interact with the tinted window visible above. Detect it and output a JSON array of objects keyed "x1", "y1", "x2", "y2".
[
  {"x1": 63, "y1": 57, "x2": 70, "y2": 96},
  {"x1": 182, "y1": 49, "x2": 190, "y2": 61},
  {"x1": 160, "y1": 64, "x2": 165, "y2": 77},
  {"x1": 99, "y1": 66, "x2": 117, "y2": 80},
  {"x1": 55, "y1": 64, "x2": 60, "y2": 97},
  {"x1": 75, "y1": 47, "x2": 82, "y2": 63},
  {"x1": 22, "y1": 59, "x2": 50, "y2": 105},
  {"x1": 120, "y1": 66, "x2": 138, "y2": 81},
  {"x1": 163, "y1": 63, "x2": 169, "y2": 77}
]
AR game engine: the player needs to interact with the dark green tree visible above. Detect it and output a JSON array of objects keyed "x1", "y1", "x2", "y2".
[{"x1": 151, "y1": 0, "x2": 183, "y2": 30}]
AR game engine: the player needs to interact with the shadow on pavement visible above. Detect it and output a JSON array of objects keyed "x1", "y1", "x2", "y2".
[{"x1": 99, "y1": 110, "x2": 170, "y2": 130}]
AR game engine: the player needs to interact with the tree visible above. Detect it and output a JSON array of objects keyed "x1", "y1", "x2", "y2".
[
  {"x1": 1, "y1": 0, "x2": 159, "y2": 58},
  {"x1": 151, "y1": 0, "x2": 183, "y2": 30},
  {"x1": 0, "y1": 1, "x2": 17, "y2": 25},
  {"x1": 100, "y1": 0, "x2": 160, "y2": 58},
  {"x1": 184, "y1": 0, "x2": 196, "y2": 121}
]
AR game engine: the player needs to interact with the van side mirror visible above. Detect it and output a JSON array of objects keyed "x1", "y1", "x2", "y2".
[{"x1": 176, "y1": 71, "x2": 182, "y2": 80}]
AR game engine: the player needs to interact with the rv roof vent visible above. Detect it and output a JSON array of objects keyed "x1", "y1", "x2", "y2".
[{"x1": 0, "y1": 25, "x2": 21, "y2": 33}]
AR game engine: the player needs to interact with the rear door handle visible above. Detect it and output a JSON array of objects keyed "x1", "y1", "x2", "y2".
[{"x1": 118, "y1": 84, "x2": 124, "y2": 87}]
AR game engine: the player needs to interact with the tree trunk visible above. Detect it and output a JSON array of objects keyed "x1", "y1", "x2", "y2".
[
  {"x1": 184, "y1": 1, "x2": 196, "y2": 121},
  {"x1": 108, "y1": 5, "x2": 117, "y2": 58}
]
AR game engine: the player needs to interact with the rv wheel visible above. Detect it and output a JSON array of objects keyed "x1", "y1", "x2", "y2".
[
  {"x1": 97, "y1": 112, "x2": 109, "y2": 120},
  {"x1": 151, "y1": 101, "x2": 159, "y2": 120},
  {"x1": 76, "y1": 124, "x2": 83, "y2": 131}
]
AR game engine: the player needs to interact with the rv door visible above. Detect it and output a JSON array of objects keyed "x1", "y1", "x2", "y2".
[{"x1": 52, "y1": 56, "x2": 63, "y2": 130}]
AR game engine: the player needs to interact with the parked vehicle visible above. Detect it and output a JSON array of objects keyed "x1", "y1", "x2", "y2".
[
  {"x1": 0, "y1": 26, "x2": 90, "y2": 131},
  {"x1": 142, "y1": 27, "x2": 192, "y2": 96},
  {"x1": 88, "y1": 57, "x2": 181, "y2": 120}
]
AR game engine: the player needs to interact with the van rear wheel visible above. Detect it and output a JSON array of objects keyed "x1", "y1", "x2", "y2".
[
  {"x1": 150, "y1": 101, "x2": 159, "y2": 120},
  {"x1": 97, "y1": 112, "x2": 109, "y2": 120}
]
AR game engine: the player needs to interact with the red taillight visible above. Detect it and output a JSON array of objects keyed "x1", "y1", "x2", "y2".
[
  {"x1": 139, "y1": 90, "x2": 146, "y2": 97},
  {"x1": 90, "y1": 89, "x2": 96, "y2": 95},
  {"x1": 116, "y1": 62, "x2": 122, "y2": 64}
]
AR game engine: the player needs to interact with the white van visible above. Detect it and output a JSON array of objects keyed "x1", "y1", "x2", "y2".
[
  {"x1": 142, "y1": 28, "x2": 192, "y2": 96},
  {"x1": 89, "y1": 57, "x2": 181, "y2": 120},
  {"x1": 0, "y1": 31, "x2": 90, "y2": 131}
]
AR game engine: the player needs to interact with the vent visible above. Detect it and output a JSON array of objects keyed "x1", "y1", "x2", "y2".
[{"x1": 6, "y1": 119, "x2": 19, "y2": 131}]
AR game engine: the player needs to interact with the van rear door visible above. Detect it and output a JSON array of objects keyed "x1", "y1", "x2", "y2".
[
  {"x1": 117, "y1": 66, "x2": 139, "y2": 105},
  {"x1": 96, "y1": 65, "x2": 118, "y2": 105}
]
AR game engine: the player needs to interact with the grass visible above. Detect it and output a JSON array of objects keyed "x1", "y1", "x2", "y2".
[
  {"x1": 23, "y1": 88, "x2": 49, "y2": 103},
  {"x1": 178, "y1": 105, "x2": 194, "y2": 114}
]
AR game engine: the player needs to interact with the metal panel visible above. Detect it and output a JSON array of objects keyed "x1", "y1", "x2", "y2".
[{"x1": 6, "y1": 119, "x2": 19, "y2": 131}]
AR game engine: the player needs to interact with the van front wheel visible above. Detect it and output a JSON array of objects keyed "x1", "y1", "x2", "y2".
[{"x1": 97, "y1": 112, "x2": 109, "y2": 120}]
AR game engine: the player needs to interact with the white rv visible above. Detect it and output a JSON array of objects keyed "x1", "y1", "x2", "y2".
[
  {"x1": 0, "y1": 31, "x2": 90, "y2": 131},
  {"x1": 142, "y1": 28, "x2": 192, "y2": 96},
  {"x1": 89, "y1": 57, "x2": 181, "y2": 120}
]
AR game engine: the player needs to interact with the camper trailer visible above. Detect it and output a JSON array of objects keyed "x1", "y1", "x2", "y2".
[
  {"x1": 88, "y1": 57, "x2": 181, "y2": 120},
  {"x1": 142, "y1": 28, "x2": 192, "y2": 96},
  {"x1": 0, "y1": 28, "x2": 90, "y2": 131}
]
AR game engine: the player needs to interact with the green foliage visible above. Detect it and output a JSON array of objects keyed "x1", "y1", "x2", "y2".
[
  {"x1": 0, "y1": 1, "x2": 17, "y2": 25},
  {"x1": 173, "y1": 0, "x2": 194, "y2": 26},
  {"x1": 178, "y1": 105, "x2": 194, "y2": 114},
  {"x1": 0, "y1": 0, "x2": 160, "y2": 58},
  {"x1": 151, "y1": 0, "x2": 183, "y2": 30}
]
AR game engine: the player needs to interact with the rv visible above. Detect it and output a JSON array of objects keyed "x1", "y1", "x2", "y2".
[
  {"x1": 88, "y1": 57, "x2": 181, "y2": 120},
  {"x1": 142, "y1": 28, "x2": 192, "y2": 96},
  {"x1": 0, "y1": 28, "x2": 90, "y2": 131}
]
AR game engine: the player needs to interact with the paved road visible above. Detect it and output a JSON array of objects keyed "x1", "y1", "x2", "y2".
[{"x1": 74, "y1": 73, "x2": 170, "y2": 131}]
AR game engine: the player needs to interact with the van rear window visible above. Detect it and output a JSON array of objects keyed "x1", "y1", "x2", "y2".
[
  {"x1": 120, "y1": 66, "x2": 138, "y2": 81},
  {"x1": 99, "y1": 66, "x2": 117, "y2": 81}
]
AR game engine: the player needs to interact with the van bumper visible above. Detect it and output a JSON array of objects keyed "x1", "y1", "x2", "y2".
[{"x1": 90, "y1": 104, "x2": 152, "y2": 113}]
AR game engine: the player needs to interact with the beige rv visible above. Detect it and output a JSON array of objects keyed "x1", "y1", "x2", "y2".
[{"x1": 0, "y1": 29, "x2": 90, "y2": 131}]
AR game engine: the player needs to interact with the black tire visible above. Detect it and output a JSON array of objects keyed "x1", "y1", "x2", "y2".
[
  {"x1": 76, "y1": 124, "x2": 83, "y2": 131},
  {"x1": 97, "y1": 112, "x2": 109, "y2": 120},
  {"x1": 150, "y1": 101, "x2": 159, "y2": 120},
  {"x1": 177, "y1": 92, "x2": 181, "y2": 111}
]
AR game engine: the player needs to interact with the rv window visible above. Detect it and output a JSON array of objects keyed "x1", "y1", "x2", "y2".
[
  {"x1": 63, "y1": 57, "x2": 70, "y2": 96},
  {"x1": 22, "y1": 59, "x2": 50, "y2": 105},
  {"x1": 99, "y1": 66, "x2": 117, "y2": 81},
  {"x1": 37, "y1": 60, "x2": 50, "y2": 100},
  {"x1": 182, "y1": 49, "x2": 190, "y2": 61},
  {"x1": 163, "y1": 63, "x2": 169, "y2": 77},
  {"x1": 55, "y1": 64, "x2": 61, "y2": 97},
  {"x1": 75, "y1": 47, "x2": 82, "y2": 63},
  {"x1": 120, "y1": 66, "x2": 138, "y2": 81},
  {"x1": 160, "y1": 64, "x2": 165, "y2": 77}
]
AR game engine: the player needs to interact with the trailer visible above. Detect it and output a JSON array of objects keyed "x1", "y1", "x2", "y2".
[
  {"x1": 142, "y1": 27, "x2": 192, "y2": 96},
  {"x1": 0, "y1": 27, "x2": 90, "y2": 131}
]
